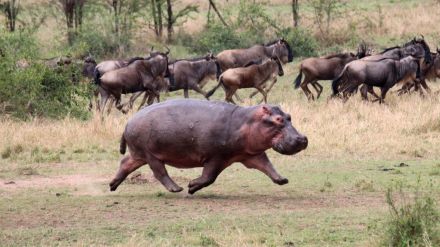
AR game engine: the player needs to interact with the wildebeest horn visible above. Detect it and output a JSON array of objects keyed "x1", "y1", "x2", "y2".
[{"x1": 164, "y1": 45, "x2": 170, "y2": 55}]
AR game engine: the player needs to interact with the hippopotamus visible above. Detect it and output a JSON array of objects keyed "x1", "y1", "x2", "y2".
[{"x1": 109, "y1": 99, "x2": 308, "y2": 194}]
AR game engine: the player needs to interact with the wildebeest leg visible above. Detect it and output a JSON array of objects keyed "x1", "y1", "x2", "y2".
[
  {"x1": 137, "y1": 92, "x2": 149, "y2": 110},
  {"x1": 148, "y1": 156, "x2": 183, "y2": 192},
  {"x1": 188, "y1": 161, "x2": 226, "y2": 194},
  {"x1": 106, "y1": 97, "x2": 115, "y2": 115},
  {"x1": 114, "y1": 93, "x2": 125, "y2": 113},
  {"x1": 254, "y1": 78, "x2": 277, "y2": 100},
  {"x1": 367, "y1": 86, "x2": 380, "y2": 100},
  {"x1": 256, "y1": 86, "x2": 268, "y2": 103},
  {"x1": 109, "y1": 155, "x2": 145, "y2": 191},
  {"x1": 99, "y1": 87, "x2": 110, "y2": 115},
  {"x1": 242, "y1": 153, "x2": 288, "y2": 185},
  {"x1": 300, "y1": 83, "x2": 314, "y2": 101},
  {"x1": 126, "y1": 92, "x2": 144, "y2": 111},
  {"x1": 311, "y1": 81, "x2": 323, "y2": 99},
  {"x1": 360, "y1": 85, "x2": 369, "y2": 101},
  {"x1": 225, "y1": 87, "x2": 237, "y2": 104},
  {"x1": 191, "y1": 84, "x2": 210, "y2": 99},
  {"x1": 420, "y1": 79, "x2": 431, "y2": 94},
  {"x1": 379, "y1": 87, "x2": 390, "y2": 104},
  {"x1": 184, "y1": 88, "x2": 189, "y2": 98}
]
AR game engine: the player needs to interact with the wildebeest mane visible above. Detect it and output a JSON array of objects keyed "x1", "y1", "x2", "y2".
[
  {"x1": 127, "y1": 57, "x2": 145, "y2": 65},
  {"x1": 264, "y1": 39, "x2": 280, "y2": 46},
  {"x1": 380, "y1": 46, "x2": 401, "y2": 54},
  {"x1": 169, "y1": 56, "x2": 209, "y2": 64},
  {"x1": 321, "y1": 53, "x2": 352, "y2": 59},
  {"x1": 243, "y1": 59, "x2": 262, "y2": 67}
]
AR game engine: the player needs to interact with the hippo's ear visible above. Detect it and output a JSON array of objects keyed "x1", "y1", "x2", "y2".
[{"x1": 262, "y1": 105, "x2": 272, "y2": 116}]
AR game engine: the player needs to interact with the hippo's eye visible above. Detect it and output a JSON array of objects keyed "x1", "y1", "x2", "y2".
[{"x1": 286, "y1": 115, "x2": 291, "y2": 122}]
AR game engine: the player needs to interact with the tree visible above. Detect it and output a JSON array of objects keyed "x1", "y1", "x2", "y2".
[
  {"x1": 208, "y1": 0, "x2": 228, "y2": 27},
  {"x1": 151, "y1": 0, "x2": 163, "y2": 38},
  {"x1": 165, "y1": 0, "x2": 198, "y2": 42},
  {"x1": 310, "y1": 0, "x2": 342, "y2": 35},
  {"x1": 292, "y1": 0, "x2": 299, "y2": 28},
  {"x1": 0, "y1": 0, "x2": 20, "y2": 32},
  {"x1": 57, "y1": 0, "x2": 86, "y2": 45},
  {"x1": 107, "y1": 0, "x2": 144, "y2": 52}
]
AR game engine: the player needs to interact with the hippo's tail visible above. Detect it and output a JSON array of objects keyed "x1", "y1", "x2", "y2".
[
  {"x1": 294, "y1": 66, "x2": 303, "y2": 89},
  {"x1": 120, "y1": 133, "x2": 127, "y2": 155},
  {"x1": 206, "y1": 75, "x2": 223, "y2": 98},
  {"x1": 93, "y1": 67, "x2": 101, "y2": 85}
]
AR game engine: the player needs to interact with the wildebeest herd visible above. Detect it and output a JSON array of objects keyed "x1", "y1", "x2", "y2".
[{"x1": 39, "y1": 37, "x2": 440, "y2": 193}]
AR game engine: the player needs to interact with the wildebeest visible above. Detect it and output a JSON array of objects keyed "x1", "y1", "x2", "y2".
[
  {"x1": 332, "y1": 56, "x2": 421, "y2": 103},
  {"x1": 167, "y1": 53, "x2": 221, "y2": 99},
  {"x1": 216, "y1": 38, "x2": 293, "y2": 72},
  {"x1": 82, "y1": 56, "x2": 97, "y2": 79},
  {"x1": 92, "y1": 56, "x2": 146, "y2": 112},
  {"x1": 97, "y1": 50, "x2": 172, "y2": 115},
  {"x1": 340, "y1": 38, "x2": 432, "y2": 101},
  {"x1": 362, "y1": 37, "x2": 431, "y2": 63},
  {"x1": 293, "y1": 44, "x2": 369, "y2": 100},
  {"x1": 397, "y1": 50, "x2": 440, "y2": 95},
  {"x1": 206, "y1": 57, "x2": 284, "y2": 104},
  {"x1": 109, "y1": 99, "x2": 308, "y2": 194}
]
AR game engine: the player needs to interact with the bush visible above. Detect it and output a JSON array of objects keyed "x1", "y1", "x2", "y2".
[
  {"x1": 383, "y1": 182, "x2": 439, "y2": 246},
  {"x1": 70, "y1": 25, "x2": 120, "y2": 58},
  {"x1": 278, "y1": 27, "x2": 318, "y2": 58},
  {"x1": 188, "y1": 23, "x2": 244, "y2": 54},
  {"x1": 0, "y1": 29, "x2": 91, "y2": 120}
]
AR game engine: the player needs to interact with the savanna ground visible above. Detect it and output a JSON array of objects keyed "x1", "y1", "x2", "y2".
[
  {"x1": 1, "y1": 0, "x2": 440, "y2": 246},
  {"x1": 2, "y1": 67, "x2": 440, "y2": 246}
]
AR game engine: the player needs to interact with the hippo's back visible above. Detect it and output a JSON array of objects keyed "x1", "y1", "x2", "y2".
[{"x1": 124, "y1": 99, "x2": 243, "y2": 161}]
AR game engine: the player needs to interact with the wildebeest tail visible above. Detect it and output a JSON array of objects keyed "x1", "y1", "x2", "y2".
[
  {"x1": 215, "y1": 61, "x2": 222, "y2": 80},
  {"x1": 120, "y1": 132, "x2": 127, "y2": 155},
  {"x1": 206, "y1": 75, "x2": 223, "y2": 98},
  {"x1": 93, "y1": 67, "x2": 101, "y2": 85},
  {"x1": 294, "y1": 67, "x2": 303, "y2": 89}
]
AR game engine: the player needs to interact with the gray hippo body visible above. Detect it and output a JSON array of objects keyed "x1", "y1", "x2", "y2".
[{"x1": 110, "y1": 99, "x2": 307, "y2": 194}]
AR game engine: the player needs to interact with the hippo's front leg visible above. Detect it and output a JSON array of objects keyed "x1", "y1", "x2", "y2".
[
  {"x1": 188, "y1": 160, "x2": 228, "y2": 194},
  {"x1": 242, "y1": 153, "x2": 288, "y2": 185}
]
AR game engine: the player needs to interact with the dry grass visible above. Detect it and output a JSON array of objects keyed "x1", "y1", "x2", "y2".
[{"x1": 1, "y1": 72, "x2": 439, "y2": 162}]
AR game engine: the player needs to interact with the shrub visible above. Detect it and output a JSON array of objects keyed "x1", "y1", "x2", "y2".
[
  {"x1": 278, "y1": 27, "x2": 318, "y2": 58},
  {"x1": 70, "y1": 25, "x2": 119, "y2": 58},
  {"x1": 383, "y1": 182, "x2": 439, "y2": 246},
  {"x1": 188, "y1": 22, "x2": 244, "y2": 54},
  {"x1": 0, "y1": 29, "x2": 91, "y2": 120}
]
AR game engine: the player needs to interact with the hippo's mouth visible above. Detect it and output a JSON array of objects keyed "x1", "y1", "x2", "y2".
[{"x1": 273, "y1": 142, "x2": 305, "y2": 155}]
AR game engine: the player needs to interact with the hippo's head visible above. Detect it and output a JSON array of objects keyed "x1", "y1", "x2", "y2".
[{"x1": 252, "y1": 105, "x2": 308, "y2": 155}]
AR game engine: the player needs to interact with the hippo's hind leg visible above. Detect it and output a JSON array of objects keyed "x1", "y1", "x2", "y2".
[
  {"x1": 242, "y1": 153, "x2": 288, "y2": 185},
  {"x1": 110, "y1": 155, "x2": 145, "y2": 191},
  {"x1": 148, "y1": 156, "x2": 183, "y2": 192}
]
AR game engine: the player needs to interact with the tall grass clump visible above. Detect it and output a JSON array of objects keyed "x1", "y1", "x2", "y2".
[
  {"x1": 0, "y1": 28, "x2": 91, "y2": 120},
  {"x1": 383, "y1": 181, "x2": 439, "y2": 246}
]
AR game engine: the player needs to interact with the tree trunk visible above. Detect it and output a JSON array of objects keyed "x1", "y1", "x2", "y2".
[
  {"x1": 292, "y1": 0, "x2": 299, "y2": 28},
  {"x1": 166, "y1": 0, "x2": 173, "y2": 42},
  {"x1": 156, "y1": 0, "x2": 163, "y2": 37},
  {"x1": 206, "y1": 1, "x2": 211, "y2": 26},
  {"x1": 151, "y1": 0, "x2": 159, "y2": 36},
  {"x1": 2, "y1": 0, "x2": 20, "y2": 32},
  {"x1": 208, "y1": 0, "x2": 227, "y2": 27}
]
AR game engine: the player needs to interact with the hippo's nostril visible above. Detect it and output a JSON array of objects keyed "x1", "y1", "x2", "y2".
[{"x1": 296, "y1": 136, "x2": 308, "y2": 149}]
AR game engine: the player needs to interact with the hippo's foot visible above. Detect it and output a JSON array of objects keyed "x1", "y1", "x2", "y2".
[
  {"x1": 168, "y1": 185, "x2": 184, "y2": 193},
  {"x1": 274, "y1": 177, "x2": 289, "y2": 185},
  {"x1": 109, "y1": 180, "x2": 120, "y2": 191}
]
